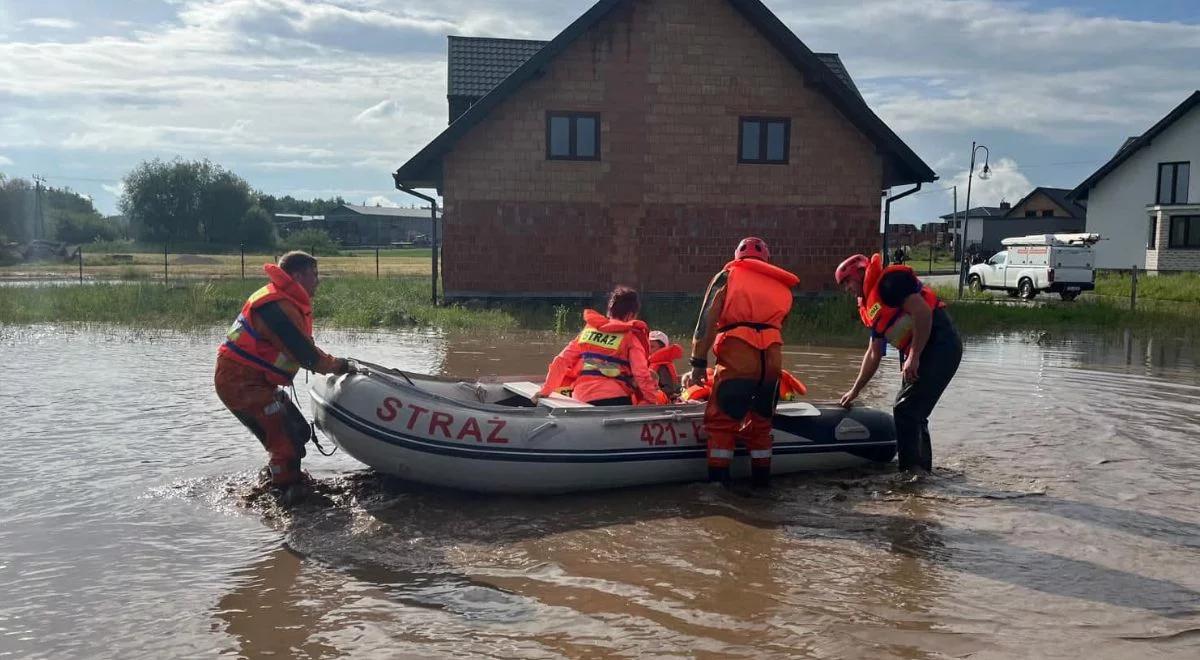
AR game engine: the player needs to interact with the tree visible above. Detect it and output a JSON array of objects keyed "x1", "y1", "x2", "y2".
[
  {"x1": 199, "y1": 170, "x2": 253, "y2": 243},
  {"x1": 120, "y1": 158, "x2": 260, "y2": 247},
  {"x1": 239, "y1": 205, "x2": 277, "y2": 249},
  {"x1": 0, "y1": 174, "x2": 115, "y2": 244},
  {"x1": 0, "y1": 175, "x2": 32, "y2": 243},
  {"x1": 258, "y1": 193, "x2": 345, "y2": 216}
]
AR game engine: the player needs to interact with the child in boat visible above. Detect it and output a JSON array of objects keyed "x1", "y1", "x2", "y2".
[
  {"x1": 537, "y1": 287, "x2": 666, "y2": 406},
  {"x1": 647, "y1": 330, "x2": 683, "y2": 400}
]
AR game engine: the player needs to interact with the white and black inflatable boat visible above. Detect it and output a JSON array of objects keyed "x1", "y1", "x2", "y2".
[{"x1": 310, "y1": 361, "x2": 896, "y2": 494}]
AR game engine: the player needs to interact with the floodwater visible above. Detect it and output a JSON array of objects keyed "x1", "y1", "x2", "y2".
[{"x1": 2, "y1": 324, "x2": 1199, "y2": 659}]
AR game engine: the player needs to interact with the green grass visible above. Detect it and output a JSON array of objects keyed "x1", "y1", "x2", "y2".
[
  {"x1": 1095, "y1": 271, "x2": 1200, "y2": 304},
  {"x1": 0, "y1": 277, "x2": 515, "y2": 331},
  {"x1": 3, "y1": 276, "x2": 1199, "y2": 342}
]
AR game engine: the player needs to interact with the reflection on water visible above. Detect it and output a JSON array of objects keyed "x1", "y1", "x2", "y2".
[{"x1": 2, "y1": 324, "x2": 1199, "y2": 658}]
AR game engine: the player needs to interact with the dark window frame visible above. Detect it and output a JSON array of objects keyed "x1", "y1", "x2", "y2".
[
  {"x1": 546, "y1": 111, "x2": 601, "y2": 161},
  {"x1": 1024, "y1": 210, "x2": 1037, "y2": 218},
  {"x1": 1041, "y1": 209, "x2": 1055, "y2": 218},
  {"x1": 1156, "y1": 161, "x2": 1190, "y2": 205},
  {"x1": 1168, "y1": 215, "x2": 1200, "y2": 249},
  {"x1": 1148, "y1": 215, "x2": 1157, "y2": 249},
  {"x1": 738, "y1": 116, "x2": 791, "y2": 165}
]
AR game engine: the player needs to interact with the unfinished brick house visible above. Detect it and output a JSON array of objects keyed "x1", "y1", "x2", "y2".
[{"x1": 393, "y1": 0, "x2": 936, "y2": 298}]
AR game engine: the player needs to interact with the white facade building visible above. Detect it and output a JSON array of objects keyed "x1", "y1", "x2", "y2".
[{"x1": 1071, "y1": 92, "x2": 1200, "y2": 270}]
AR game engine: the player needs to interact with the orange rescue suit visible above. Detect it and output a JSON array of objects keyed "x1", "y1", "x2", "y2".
[
  {"x1": 695, "y1": 258, "x2": 799, "y2": 476},
  {"x1": 214, "y1": 264, "x2": 341, "y2": 486}
]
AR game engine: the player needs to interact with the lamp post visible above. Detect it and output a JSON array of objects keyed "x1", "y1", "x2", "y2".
[{"x1": 957, "y1": 141, "x2": 991, "y2": 298}]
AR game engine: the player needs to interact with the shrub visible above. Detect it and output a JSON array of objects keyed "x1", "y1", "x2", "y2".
[{"x1": 281, "y1": 228, "x2": 340, "y2": 256}]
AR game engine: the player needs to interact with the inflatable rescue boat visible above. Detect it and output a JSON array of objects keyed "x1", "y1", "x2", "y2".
[{"x1": 310, "y1": 362, "x2": 897, "y2": 494}]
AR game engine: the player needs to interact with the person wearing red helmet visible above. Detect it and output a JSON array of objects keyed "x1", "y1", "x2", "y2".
[
  {"x1": 684, "y1": 237, "x2": 799, "y2": 487},
  {"x1": 834, "y1": 252, "x2": 962, "y2": 473}
]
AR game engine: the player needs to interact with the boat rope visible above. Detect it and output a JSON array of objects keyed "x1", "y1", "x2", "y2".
[{"x1": 289, "y1": 383, "x2": 338, "y2": 457}]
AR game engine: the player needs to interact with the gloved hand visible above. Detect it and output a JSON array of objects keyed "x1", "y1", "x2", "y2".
[
  {"x1": 334, "y1": 358, "x2": 357, "y2": 375},
  {"x1": 681, "y1": 367, "x2": 706, "y2": 389}
]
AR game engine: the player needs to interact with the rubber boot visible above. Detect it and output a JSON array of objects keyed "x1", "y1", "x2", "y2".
[
  {"x1": 707, "y1": 466, "x2": 732, "y2": 486},
  {"x1": 751, "y1": 466, "x2": 771, "y2": 489}
]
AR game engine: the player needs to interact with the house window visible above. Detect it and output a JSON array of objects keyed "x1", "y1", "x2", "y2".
[
  {"x1": 1024, "y1": 210, "x2": 1037, "y2": 218},
  {"x1": 546, "y1": 112, "x2": 600, "y2": 160},
  {"x1": 1157, "y1": 162, "x2": 1190, "y2": 205},
  {"x1": 1168, "y1": 215, "x2": 1200, "y2": 249},
  {"x1": 1041, "y1": 209, "x2": 1054, "y2": 218},
  {"x1": 1148, "y1": 216, "x2": 1157, "y2": 249},
  {"x1": 739, "y1": 117, "x2": 790, "y2": 164}
]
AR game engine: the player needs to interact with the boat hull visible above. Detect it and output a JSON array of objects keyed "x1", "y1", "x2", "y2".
[{"x1": 310, "y1": 366, "x2": 896, "y2": 494}]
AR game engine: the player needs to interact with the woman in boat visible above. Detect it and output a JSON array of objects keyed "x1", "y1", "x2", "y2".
[{"x1": 537, "y1": 287, "x2": 666, "y2": 406}]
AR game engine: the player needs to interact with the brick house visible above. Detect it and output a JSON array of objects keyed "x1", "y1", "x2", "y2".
[{"x1": 394, "y1": 0, "x2": 936, "y2": 298}]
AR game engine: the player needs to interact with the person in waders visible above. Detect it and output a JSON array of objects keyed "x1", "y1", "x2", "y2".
[
  {"x1": 214, "y1": 251, "x2": 353, "y2": 504},
  {"x1": 834, "y1": 253, "x2": 963, "y2": 473},
  {"x1": 684, "y1": 237, "x2": 799, "y2": 488}
]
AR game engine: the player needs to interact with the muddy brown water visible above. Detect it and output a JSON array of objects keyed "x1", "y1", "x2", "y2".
[{"x1": 2, "y1": 325, "x2": 1199, "y2": 659}]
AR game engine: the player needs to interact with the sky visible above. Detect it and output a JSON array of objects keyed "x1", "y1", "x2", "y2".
[{"x1": 0, "y1": 0, "x2": 1198, "y2": 226}]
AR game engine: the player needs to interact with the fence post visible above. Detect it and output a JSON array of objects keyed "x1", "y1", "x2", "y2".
[
  {"x1": 375, "y1": 246, "x2": 380, "y2": 279},
  {"x1": 929, "y1": 243, "x2": 934, "y2": 273},
  {"x1": 164, "y1": 245, "x2": 169, "y2": 286},
  {"x1": 78, "y1": 247, "x2": 83, "y2": 284},
  {"x1": 1130, "y1": 265, "x2": 1139, "y2": 311},
  {"x1": 240, "y1": 242, "x2": 245, "y2": 280}
]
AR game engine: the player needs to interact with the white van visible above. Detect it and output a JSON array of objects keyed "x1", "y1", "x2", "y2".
[{"x1": 968, "y1": 234, "x2": 1099, "y2": 300}]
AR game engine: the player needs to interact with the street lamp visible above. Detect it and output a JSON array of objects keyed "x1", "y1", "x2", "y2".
[{"x1": 958, "y1": 141, "x2": 991, "y2": 298}]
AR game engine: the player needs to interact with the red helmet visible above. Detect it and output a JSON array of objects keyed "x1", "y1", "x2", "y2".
[
  {"x1": 835, "y1": 254, "x2": 869, "y2": 284},
  {"x1": 734, "y1": 237, "x2": 770, "y2": 262}
]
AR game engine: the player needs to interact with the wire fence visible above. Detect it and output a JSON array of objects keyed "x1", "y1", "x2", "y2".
[{"x1": 3, "y1": 244, "x2": 434, "y2": 284}]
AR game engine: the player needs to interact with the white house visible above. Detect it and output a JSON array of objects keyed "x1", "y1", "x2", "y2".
[{"x1": 1071, "y1": 91, "x2": 1200, "y2": 271}]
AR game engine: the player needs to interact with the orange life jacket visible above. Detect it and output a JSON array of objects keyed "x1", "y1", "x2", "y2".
[
  {"x1": 778, "y1": 370, "x2": 807, "y2": 400},
  {"x1": 574, "y1": 309, "x2": 650, "y2": 397},
  {"x1": 218, "y1": 264, "x2": 313, "y2": 385},
  {"x1": 857, "y1": 253, "x2": 944, "y2": 353},
  {"x1": 716, "y1": 258, "x2": 799, "y2": 353},
  {"x1": 647, "y1": 343, "x2": 683, "y2": 384},
  {"x1": 681, "y1": 368, "x2": 806, "y2": 402}
]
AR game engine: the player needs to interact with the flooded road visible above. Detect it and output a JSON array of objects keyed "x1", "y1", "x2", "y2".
[{"x1": 2, "y1": 325, "x2": 1199, "y2": 658}]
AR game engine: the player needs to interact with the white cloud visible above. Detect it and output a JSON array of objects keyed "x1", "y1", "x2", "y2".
[
  {"x1": 945, "y1": 158, "x2": 1033, "y2": 208},
  {"x1": 353, "y1": 99, "x2": 402, "y2": 124},
  {"x1": 102, "y1": 181, "x2": 125, "y2": 197},
  {"x1": 0, "y1": 0, "x2": 1196, "y2": 222},
  {"x1": 23, "y1": 18, "x2": 79, "y2": 30},
  {"x1": 363, "y1": 195, "x2": 399, "y2": 207},
  {"x1": 0, "y1": 155, "x2": 13, "y2": 167}
]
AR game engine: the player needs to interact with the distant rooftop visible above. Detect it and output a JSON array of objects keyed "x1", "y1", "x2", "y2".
[
  {"x1": 332, "y1": 204, "x2": 433, "y2": 218},
  {"x1": 940, "y1": 206, "x2": 1007, "y2": 220}
]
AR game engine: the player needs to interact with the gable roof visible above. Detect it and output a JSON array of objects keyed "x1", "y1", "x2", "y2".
[
  {"x1": 1005, "y1": 187, "x2": 1086, "y2": 219},
  {"x1": 940, "y1": 206, "x2": 1006, "y2": 221},
  {"x1": 1069, "y1": 90, "x2": 1200, "y2": 201},
  {"x1": 395, "y1": 0, "x2": 935, "y2": 191},
  {"x1": 447, "y1": 35, "x2": 863, "y2": 103},
  {"x1": 448, "y1": 36, "x2": 547, "y2": 98}
]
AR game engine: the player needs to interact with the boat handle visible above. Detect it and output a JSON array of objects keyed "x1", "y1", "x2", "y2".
[
  {"x1": 527, "y1": 421, "x2": 557, "y2": 440},
  {"x1": 602, "y1": 411, "x2": 705, "y2": 426}
]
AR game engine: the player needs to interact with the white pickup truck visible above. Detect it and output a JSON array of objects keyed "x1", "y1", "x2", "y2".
[{"x1": 968, "y1": 233, "x2": 1099, "y2": 301}]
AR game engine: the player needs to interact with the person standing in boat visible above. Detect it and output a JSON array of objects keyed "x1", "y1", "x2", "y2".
[
  {"x1": 834, "y1": 252, "x2": 962, "y2": 473},
  {"x1": 684, "y1": 238, "x2": 799, "y2": 487},
  {"x1": 214, "y1": 251, "x2": 353, "y2": 501},
  {"x1": 537, "y1": 287, "x2": 665, "y2": 406}
]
